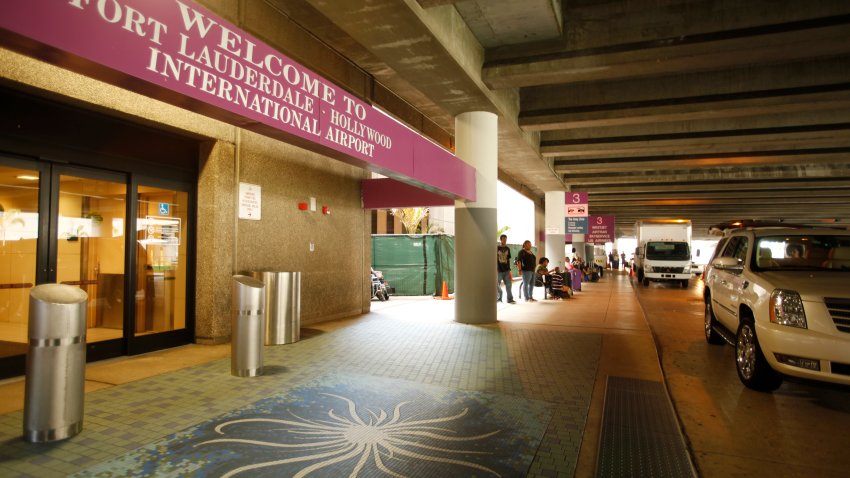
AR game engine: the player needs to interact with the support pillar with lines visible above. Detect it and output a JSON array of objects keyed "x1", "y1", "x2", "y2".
[
  {"x1": 545, "y1": 191, "x2": 566, "y2": 270},
  {"x1": 454, "y1": 111, "x2": 498, "y2": 324}
]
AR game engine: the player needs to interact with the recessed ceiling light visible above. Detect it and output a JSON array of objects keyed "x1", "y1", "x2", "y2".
[{"x1": 16, "y1": 175, "x2": 39, "y2": 181}]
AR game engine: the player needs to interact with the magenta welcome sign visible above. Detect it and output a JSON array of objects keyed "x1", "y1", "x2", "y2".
[{"x1": 0, "y1": 0, "x2": 475, "y2": 201}]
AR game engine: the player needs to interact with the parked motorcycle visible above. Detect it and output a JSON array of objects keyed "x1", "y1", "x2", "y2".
[{"x1": 370, "y1": 268, "x2": 392, "y2": 301}]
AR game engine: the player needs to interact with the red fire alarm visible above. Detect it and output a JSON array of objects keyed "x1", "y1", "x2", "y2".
[
  {"x1": 322, "y1": 206, "x2": 331, "y2": 215},
  {"x1": 298, "y1": 202, "x2": 308, "y2": 211}
]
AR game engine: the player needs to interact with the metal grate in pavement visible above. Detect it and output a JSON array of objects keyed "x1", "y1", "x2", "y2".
[{"x1": 596, "y1": 376, "x2": 696, "y2": 478}]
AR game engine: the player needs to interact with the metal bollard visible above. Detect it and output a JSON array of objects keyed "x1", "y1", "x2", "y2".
[
  {"x1": 251, "y1": 271, "x2": 301, "y2": 345},
  {"x1": 23, "y1": 284, "x2": 88, "y2": 443},
  {"x1": 231, "y1": 275, "x2": 265, "y2": 377}
]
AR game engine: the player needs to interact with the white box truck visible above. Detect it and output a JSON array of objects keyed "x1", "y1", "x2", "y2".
[{"x1": 634, "y1": 220, "x2": 692, "y2": 288}]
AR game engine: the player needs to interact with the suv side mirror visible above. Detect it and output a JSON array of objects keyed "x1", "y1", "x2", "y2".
[{"x1": 712, "y1": 256, "x2": 743, "y2": 272}]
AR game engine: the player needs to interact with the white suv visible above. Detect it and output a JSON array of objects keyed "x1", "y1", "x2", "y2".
[{"x1": 703, "y1": 225, "x2": 850, "y2": 391}]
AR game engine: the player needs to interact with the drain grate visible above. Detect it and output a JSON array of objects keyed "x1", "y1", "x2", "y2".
[{"x1": 596, "y1": 376, "x2": 696, "y2": 478}]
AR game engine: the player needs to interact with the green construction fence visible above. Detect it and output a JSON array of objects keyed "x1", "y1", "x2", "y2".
[{"x1": 371, "y1": 234, "x2": 536, "y2": 296}]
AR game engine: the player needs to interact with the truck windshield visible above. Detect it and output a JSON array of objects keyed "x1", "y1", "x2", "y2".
[{"x1": 646, "y1": 242, "x2": 690, "y2": 261}]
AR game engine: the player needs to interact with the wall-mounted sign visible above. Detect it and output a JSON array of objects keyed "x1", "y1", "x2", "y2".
[
  {"x1": 566, "y1": 217, "x2": 588, "y2": 234},
  {"x1": 239, "y1": 182, "x2": 261, "y2": 220},
  {"x1": 587, "y1": 215, "x2": 615, "y2": 244},
  {"x1": 144, "y1": 216, "x2": 181, "y2": 246},
  {"x1": 0, "y1": 0, "x2": 475, "y2": 201},
  {"x1": 565, "y1": 191, "x2": 588, "y2": 217},
  {"x1": 158, "y1": 202, "x2": 170, "y2": 216}
]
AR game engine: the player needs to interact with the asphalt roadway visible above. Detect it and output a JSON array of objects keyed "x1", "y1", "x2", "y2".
[{"x1": 634, "y1": 276, "x2": 850, "y2": 478}]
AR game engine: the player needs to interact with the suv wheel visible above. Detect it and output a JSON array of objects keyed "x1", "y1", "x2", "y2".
[
  {"x1": 735, "y1": 320, "x2": 782, "y2": 391},
  {"x1": 704, "y1": 299, "x2": 724, "y2": 345}
]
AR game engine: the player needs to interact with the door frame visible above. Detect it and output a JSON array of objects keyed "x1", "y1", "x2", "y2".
[
  {"x1": 0, "y1": 156, "x2": 197, "y2": 376},
  {"x1": 125, "y1": 174, "x2": 196, "y2": 356}
]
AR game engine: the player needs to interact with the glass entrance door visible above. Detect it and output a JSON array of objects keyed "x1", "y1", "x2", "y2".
[
  {"x1": 0, "y1": 157, "x2": 194, "y2": 377},
  {"x1": 134, "y1": 185, "x2": 189, "y2": 338},
  {"x1": 53, "y1": 171, "x2": 127, "y2": 346}
]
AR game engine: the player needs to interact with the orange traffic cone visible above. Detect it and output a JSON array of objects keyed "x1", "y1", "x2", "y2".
[{"x1": 434, "y1": 281, "x2": 454, "y2": 300}]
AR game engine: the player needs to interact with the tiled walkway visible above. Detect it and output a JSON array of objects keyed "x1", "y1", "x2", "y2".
[{"x1": 0, "y1": 271, "x2": 660, "y2": 477}]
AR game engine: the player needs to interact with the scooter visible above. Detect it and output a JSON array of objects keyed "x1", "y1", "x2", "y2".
[{"x1": 370, "y1": 268, "x2": 392, "y2": 301}]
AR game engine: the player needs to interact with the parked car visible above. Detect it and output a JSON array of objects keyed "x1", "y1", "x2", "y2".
[{"x1": 703, "y1": 223, "x2": 850, "y2": 391}]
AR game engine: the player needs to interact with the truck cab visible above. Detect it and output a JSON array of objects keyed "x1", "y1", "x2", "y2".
[{"x1": 634, "y1": 220, "x2": 693, "y2": 288}]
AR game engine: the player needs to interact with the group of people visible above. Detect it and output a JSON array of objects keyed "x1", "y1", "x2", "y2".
[
  {"x1": 497, "y1": 235, "x2": 574, "y2": 303},
  {"x1": 607, "y1": 251, "x2": 628, "y2": 270}
]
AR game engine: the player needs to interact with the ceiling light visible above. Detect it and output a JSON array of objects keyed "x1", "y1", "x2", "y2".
[{"x1": 17, "y1": 175, "x2": 39, "y2": 181}]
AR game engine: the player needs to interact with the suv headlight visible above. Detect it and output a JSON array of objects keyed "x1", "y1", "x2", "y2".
[{"x1": 769, "y1": 289, "x2": 807, "y2": 329}]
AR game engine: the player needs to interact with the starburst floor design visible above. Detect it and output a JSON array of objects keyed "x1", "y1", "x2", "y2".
[
  {"x1": 74, "y1": 374, "x2": 553, "y2": 477},
  {"x1": 196, "y1": 393, "x2": 501, "y2": 477}
]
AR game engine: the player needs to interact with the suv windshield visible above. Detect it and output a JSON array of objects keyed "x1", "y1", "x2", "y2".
[
  {"x1": 646, "y1": 242, "x2": 690, "y2": 261},
  {"x1": 754, "y1": 235, "x2": 850, "y2": 271}
]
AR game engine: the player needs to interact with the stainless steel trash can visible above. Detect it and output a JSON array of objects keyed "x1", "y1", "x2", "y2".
[
  {"x1": 251, "y1": 271, "x2": 301, "y2": 345},
  {"x1": 231, "y1": 275, "x2": 266, "y2": 377},
  {"x1": 23, "y1": 284, "x2": 88, "y2": 443}
]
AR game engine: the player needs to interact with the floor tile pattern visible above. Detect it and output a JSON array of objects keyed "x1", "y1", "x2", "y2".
[
  {"x1": 0, "y1": 303, "x2": 601, "y2": 477},
  {"x1": 74, "y1": 373, "x2": 554, "y2": 477}
]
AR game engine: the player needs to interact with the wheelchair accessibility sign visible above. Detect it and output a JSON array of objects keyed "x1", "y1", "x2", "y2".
[{"x1": 158, "y1": 202, "x2": 170, "y2": 215}]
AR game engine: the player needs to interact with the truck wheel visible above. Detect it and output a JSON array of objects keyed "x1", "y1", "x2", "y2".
[
  {"x1": 637, "y1": 269, "x2": 644, "y2": 282},
  {"x1": 681, "y1": 279, "x2": 689, "y2": 288},
  {"x1": 735, "y1": 319, "x2": 782, "y2": 391},
  {"x1": 704, "y1": 299, "x2": 725, "y2": 345},
  {"x1": 642, "y1": 277, "x2": 649, "y2": 287}
]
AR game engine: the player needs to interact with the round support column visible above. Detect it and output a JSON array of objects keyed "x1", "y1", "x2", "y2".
[
  {"x1": 455, "y1": 111, "x2": 498, "y2": 324},
  {"x1": 545, "y1": 191, "x2": 566, "y2": 270}
]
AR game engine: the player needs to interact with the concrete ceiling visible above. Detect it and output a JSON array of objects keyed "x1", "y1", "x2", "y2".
[{"x1": 264, "y1": 0, "x2": 850, "y2": 239}]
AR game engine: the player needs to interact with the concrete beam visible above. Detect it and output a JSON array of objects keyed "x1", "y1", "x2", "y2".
[
  {"x1": 541, "y1": 110, "x2": 850, "y2": 144},
  {"x1": 485, "y1": 16, "x2": 850, "y2": 88},
  {"x1": 543, "y1": 126, "x2": 850, "y2": 157},
  {"x1": 562, "y1": 164, "x2": 850, "y2": 186},
  {"x1": 521, "y1": 56, "x2": 850, "y2": 115},
  {"x1": 554, "y1": 151, "x2": 850, "y2": 174}
]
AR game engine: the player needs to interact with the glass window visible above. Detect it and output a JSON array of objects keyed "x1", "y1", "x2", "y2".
[
  {"x1": 754, "y1": 235, "x2": 850, "y2": 271},
  {"x1": 720, "y1": 236, "x2": 749, "y2": 265},
  {"x1": 0, "y1": 166, "x2": 40, "y2": 358}
]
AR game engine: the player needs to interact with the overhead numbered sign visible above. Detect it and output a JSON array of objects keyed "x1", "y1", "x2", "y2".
[{"x1": 565, "y1": 192, "x2": 588, "y2": 217}]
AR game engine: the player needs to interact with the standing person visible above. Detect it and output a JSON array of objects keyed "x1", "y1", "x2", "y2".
[
  {"x1": 517, "y1": 240, "x2": 537, "y2": 302},
  {"x1": 496, "y1": 234, "x2": 515, "y2": 304},
  {"x1": 620, "y1": 251, "x2": 626, "y2": 270}
]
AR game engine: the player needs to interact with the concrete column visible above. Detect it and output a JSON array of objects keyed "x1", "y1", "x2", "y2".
[
  {"x1": 195, "y1": 140, "x2": 236, "y2": 344},
  {"x1": 545, "y1": 191, "x2": 566, "y2": 270},
  {"x1": 454, "y1": 111, "x2": 498, "y2": 324}
]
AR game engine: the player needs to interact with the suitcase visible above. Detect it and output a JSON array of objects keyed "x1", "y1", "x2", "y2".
[{"x1": 570, "y1": 269, "x2": 582, "y2": 291}]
